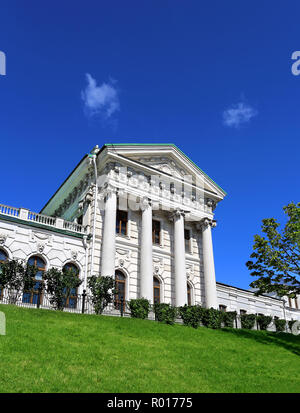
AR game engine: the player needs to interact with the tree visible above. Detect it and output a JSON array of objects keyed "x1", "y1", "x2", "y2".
[
  {"x1": 87, "y1": 275, "x2": 117, "y2": 314},
  {"x1": 43, "y1": 267, "x2": 82, "y2": 310},
  {"x1": 246, "y1": 202, "x2": 300, "y2": 298},
  {"x1": 0, "y1": 259, "x2": 37, "y2": 304}
]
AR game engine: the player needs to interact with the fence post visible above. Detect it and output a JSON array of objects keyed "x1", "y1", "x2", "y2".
[
  {"x1": 82, "y1": 289, "x2": 86, "y2": 314},
  {"x1": 37, "y1": 284, "x2": 42, "y2": 309},
  {"x1": 120, "y1": 296, "x2": 124, "y2": 317}
]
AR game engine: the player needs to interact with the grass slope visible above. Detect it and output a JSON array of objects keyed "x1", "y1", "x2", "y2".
[{"x1": 0, "y1": 304, "x2": 299, "y2": 393}]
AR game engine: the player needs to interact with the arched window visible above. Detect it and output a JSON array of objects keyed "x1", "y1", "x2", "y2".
[
  {"x1": 0, "y1": 249, "x2": 8, "y2": 299},
  {"x1": 23, "y1": 256, "x2": 46, "y2": 304},
  {"x1": 0, "y1": 249, "x2": 8, "y2": 263},
  {"x1": 153, "y1": 276, "x2": 160, "y2": 304},
  {"x1": 187, "y1": 283, "x2": 192, "y2": 306},
  {"x1": 115, "y1": 270, "x2": 126, "y2": 310},
  {"x1": 63, "y1": 263, "x2": 79, "y2": 309}
]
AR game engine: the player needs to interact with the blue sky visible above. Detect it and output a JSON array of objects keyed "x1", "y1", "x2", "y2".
[{"x1": 1, "y1": 1, "x2": 300, "y2": 290}]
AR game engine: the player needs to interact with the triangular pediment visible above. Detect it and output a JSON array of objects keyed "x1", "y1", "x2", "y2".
[{"x1": 104, "y1": 143, "x2": 226, "y2": 199}]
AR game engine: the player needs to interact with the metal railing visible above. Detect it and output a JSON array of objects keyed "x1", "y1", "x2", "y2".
[
  {"x1": 0, "y1": 289, "x2": 131, "y2": 317},
  {"x1": 0, "y1": 289, "x2": 295, "y2": 332}
]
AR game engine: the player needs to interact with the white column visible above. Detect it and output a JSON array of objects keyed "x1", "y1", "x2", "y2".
[
  {"x1": 140, "y1": 198, "x2": 153, "y2": 302},
  {"x1": 201, "y1": 218, "x2": 218, "y2": 309},
  {"x1": 172, "y1": 209, "x2": 188, "y2": 306},
  {"x1": 101, "y1": 186, "x2": 117, "y2": 278}
]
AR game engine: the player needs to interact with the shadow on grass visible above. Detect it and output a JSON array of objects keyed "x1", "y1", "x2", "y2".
[{"x1": 221, "y1": 328, "x2": 300, "y2": 357}]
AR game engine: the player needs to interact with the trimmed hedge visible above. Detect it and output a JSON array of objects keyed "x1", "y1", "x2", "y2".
[
  {"x1": 256, "y1": 315, "x2": 272, "y2": 330},
  {"x1": 274, "y1": 318, "x2": 286, "y2": 333},
  {"x1": 154, "y1": 303, "x2": 177, "y2": 325},
  {"x1": 201, "y1": 308, "x2": 222, "y2": 329},
  {"x1": 288, "y1": 320, "x2": 297, "y2": 332},
  {"x1": 129, "y1": 298, "x2": 150, "y2": 319},
  {"x1": 240, "y1": 314, "x2": 256, "y2": 330},
  {"x1": 178, "y1": 305, "x2": 204, "y2": 328},
  {"x1": 221, "y1": 311, "x2": 237, "y2": 328}
]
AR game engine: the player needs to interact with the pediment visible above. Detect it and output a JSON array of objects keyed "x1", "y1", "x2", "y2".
[
  {"x1": 104, "y1": 144, "x2": 226, "y2": 199},
  {"x1": 135, "y1": 156, "x2": 188, "y2": 179}
]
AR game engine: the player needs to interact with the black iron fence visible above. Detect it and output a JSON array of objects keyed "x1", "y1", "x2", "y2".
[
  {"x1": 0, "y1": 290, "x2": 293, "y2": 333},
  {"x1": 0, "y1": 289, "x2": 133, "y2": 318}
]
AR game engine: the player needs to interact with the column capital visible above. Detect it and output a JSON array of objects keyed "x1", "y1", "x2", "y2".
[
  {"x1": 196, "y1": 218, "x2": 217, "y2": 230},
  {"x1": 205, "y1": 198, "x2": 217, "y2": 211},
  {"x1": 100, "y1": 183, "x2": 118, "y2": 199},
  {"x1": 169, "y1": 208, "x2": 185, "y2": 221},
  {"x1": 140, "y1": 197, "x2": 152, "y2": 211}
]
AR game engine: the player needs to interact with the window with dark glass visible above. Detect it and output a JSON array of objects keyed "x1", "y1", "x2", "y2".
[
  {"x1": 116, "y1": 210, "x2": 128, "y2": 236},
  {"x1": 115, "y1": 270, "x2": 126, "y2": 310},
  {"x1": 22, "y1": 256, "x2": 46, "y2": 305},
  {"x1": 152, "y1": 220, "x2": 161, "y2": 245},
  {"x1": 0, "y1": 249, "x2": 8, "y2": 263},
  {"x1": 153, "y1": 276, "x2": 160, "y2": 304},
  {"x1": 187, "y1": 283, "x2": 192, "y2": 306},
  {"x1": 0, "y1": 249, "x2": 8, "y2": 299},
  {"x1": 219, "y1": 305, "x2": 227, "y2": 312},
  {"x1": 63, "y1": 263, "x2": 79, "y2": 308},
  {"x1": 184, "y1": 229, "x2": 191, "y2": 253},
  {"x1": 77, "y1": 215, "x2": 83, "y2": 226}
]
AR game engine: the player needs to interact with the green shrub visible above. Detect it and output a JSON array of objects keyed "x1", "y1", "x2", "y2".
[
  {"x1": 288, "y1": 320, "x2": 297, "y2": 332},
  {"x1": 220, "y1": 311, "x2": 237, "y2": 328},
  {"x1": 256, "y1": 315, "x2": 272, "y2": 330},
  {"x1": 129, "y1": 298, "x2": 150, "y2": 319},
  {"x1": 178, "y1": 305, "x2": 204, "y2": 328},
  {"x1": 154, "y1": 303, "x2": 177, "y2": 325},
  {"x1": 240, "y1": 314, "x2": 256, "y2": 330},
  {"x1": 274, "y1": 318, "x2": 286, "y2": 333},
  {"x1": 201, "y1": 308, "x2": 221, "y2": 329},
  {"x1": 87, "y1": 275, "x2": 116, "y2": 314}
]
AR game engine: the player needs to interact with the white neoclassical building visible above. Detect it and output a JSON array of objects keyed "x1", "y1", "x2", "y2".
[{"x1": 0, "y1": 143, "x2": 299, "y2": 322}]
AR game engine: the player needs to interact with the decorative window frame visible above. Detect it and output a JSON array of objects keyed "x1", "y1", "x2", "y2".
[
  {"x1": 153, "y1": 272, "x2": 165, "y2": 304},
  {"x1": 152, "y1": 216, "x2": 164, "y2": 249},
  {"x1": 187, "y1": 280, "x2": 194, "y2": 306},
  {"x1": 184, "y1": 226, "x2": 193, "y2": 255},
  {"x1": 114, "y1": 267, "x2": 130, "y2": 302}
]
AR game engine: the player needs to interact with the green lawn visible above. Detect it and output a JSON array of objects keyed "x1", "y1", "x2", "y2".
[{"x1": 0, "y1": 304, "x2": 299, "y2": 393}]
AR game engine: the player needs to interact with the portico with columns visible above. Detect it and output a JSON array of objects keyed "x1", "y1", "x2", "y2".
[{"x1": 83, "y1": 144, "x2": 225, "y2": 308}]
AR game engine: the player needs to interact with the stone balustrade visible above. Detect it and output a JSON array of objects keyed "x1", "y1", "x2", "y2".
[{"x1": 0, "y1": 203, "x2": 86, "y2": 235}]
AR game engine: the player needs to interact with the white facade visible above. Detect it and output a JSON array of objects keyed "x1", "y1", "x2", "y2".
[{"x1": 0, "y1": 143, "x2": 299, "y2": 322}]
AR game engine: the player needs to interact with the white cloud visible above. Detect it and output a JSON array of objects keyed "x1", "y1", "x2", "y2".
[
  {"x1": 81, "y1": 73, "x2": 120, "y2": 118},
  {"x1": 223, "y1": 102, "x2": 257, "y2": 128}
]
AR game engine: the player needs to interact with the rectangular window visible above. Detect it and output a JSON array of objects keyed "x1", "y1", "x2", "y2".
[
  {"x1": 184, "y1": 229, "x2": 191, "y2": 253},
  {"x1": 116, "y1": 210, "x2": 128, "y2": 236},
  {"x1": 77, "y1": 214, "x2": 83, "y2": 225},
  {"x1": 240, "y1": 309, "x2": 247, "y2": 315},
  {"x1": 219, "y1": 305, "x2": 226, "y2": 312},
  {"x1": 152, "y1": 220, "x2": 161, "y2": 245},
  {"x1": 288, "y1": 297, "x2": 292, "y2": 308}
]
